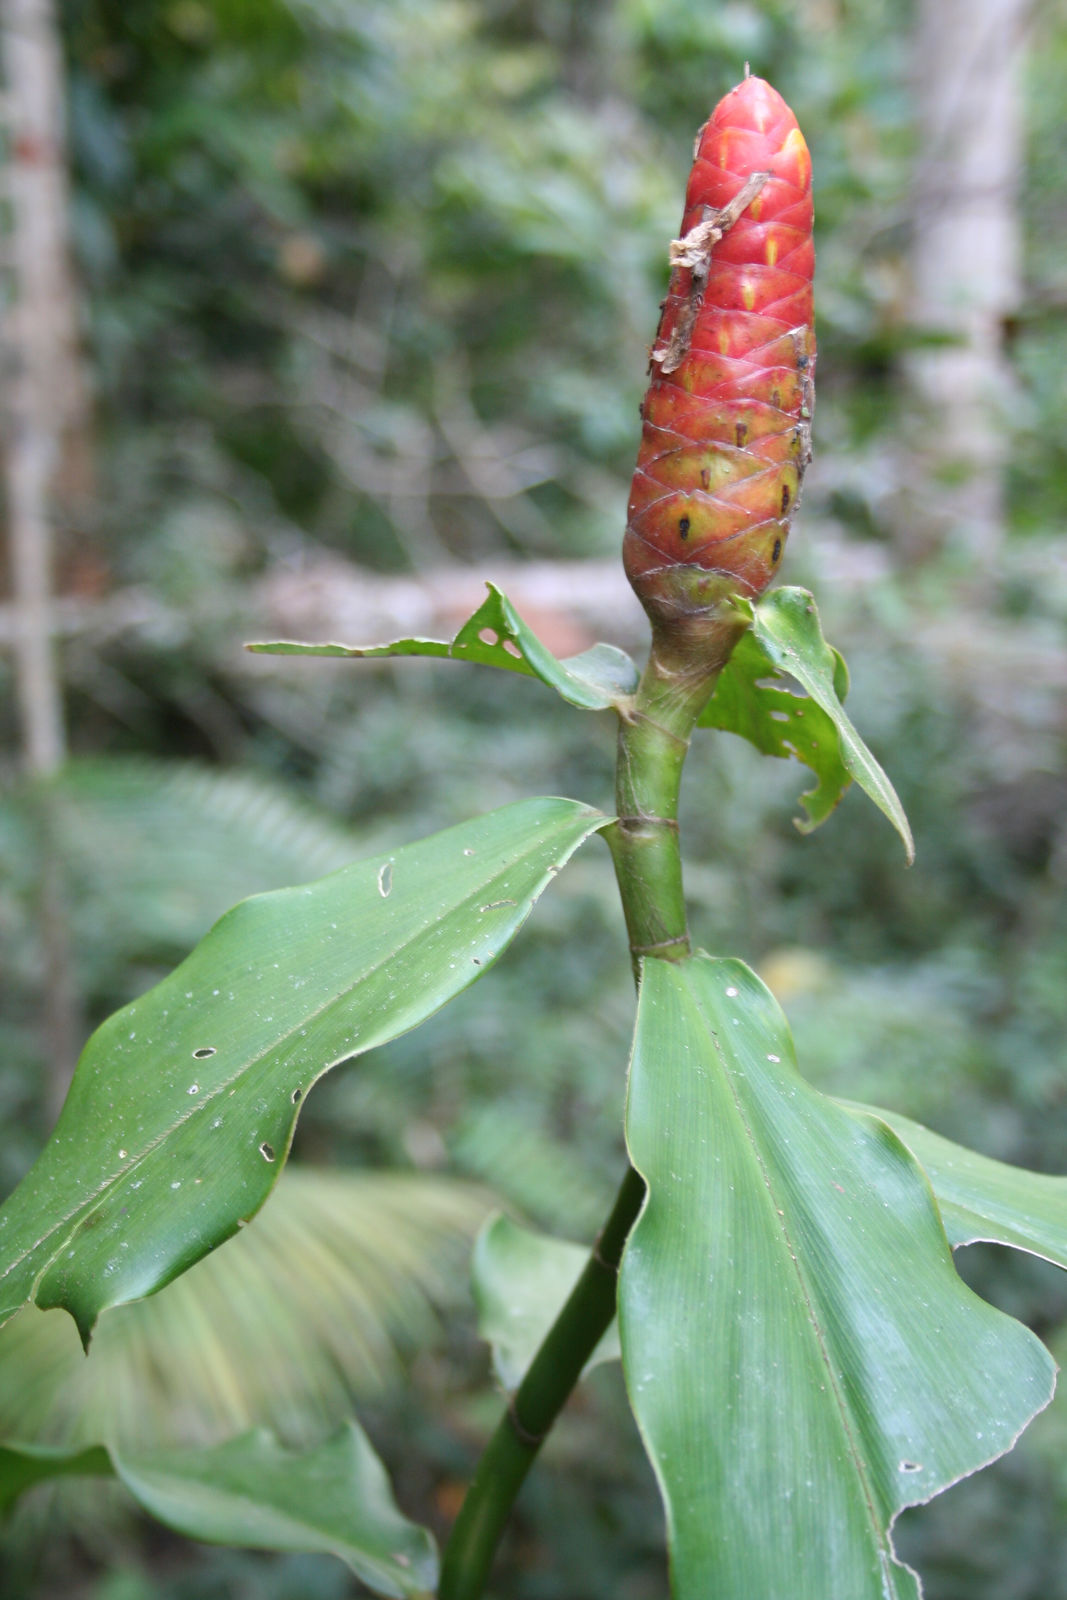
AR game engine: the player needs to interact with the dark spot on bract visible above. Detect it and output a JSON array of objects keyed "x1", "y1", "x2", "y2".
[
  {"x1": 770, "y1": 389, "x2": 781, "y2": 408},
  {"x1": 735, "y1": 421, "x2": 748, "y2": 447},
  {"x1": 678, "y1": 516, "x2": 691, "y2": 539},
  {"x1": 797, "y1": 353, "x2": 809, "y2": 369},
  {"x1": 700, "y1": 467, "x2": 710, "y2": 489},
  {"x1": 259, "y1": 1141, "x2": 276, "y2": 1162},
  {"x1": 780, "y1": 484, "x2": 791, "y2": 514},
  {"x1": 193, "y1": 1047, "x2": 216, "y2": 1060},
  {"x1": 772, "y1": 538, "x2": 782, "y2": 562}
]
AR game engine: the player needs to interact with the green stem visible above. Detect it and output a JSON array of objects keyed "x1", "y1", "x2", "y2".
[
  {"x1": 607, "y1": 636, "x2": 724, "y2": 968},
  {"x1": 437, "y1": 1166, "x2": 645, "y2": 1600},
  {"x1": 438, "y1": 631, "x2": 728, "y2": 1600}
]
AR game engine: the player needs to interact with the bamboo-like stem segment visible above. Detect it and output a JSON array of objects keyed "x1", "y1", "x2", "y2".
[
  {"x1": 437, "y1": 1166, "x2": 646, "y2": 1600},
  {"x1": 607, "y1": 628, "x2": 731, "y2": 970},
  {"x1": 438, "y1": 625, "x2": 732, "y2": 1600}
]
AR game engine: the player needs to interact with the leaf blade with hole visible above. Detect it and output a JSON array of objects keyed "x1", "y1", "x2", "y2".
[
  {"x1": 0, "y1": 1169, "x2": 490, "y2": 1455},
  {"x1": 619, "y1": 953, "x2": 1052, "y2": 1600},
  {"x1": 0, "y1": 799, "x2": 607, "y2": 1343},
  {"x1": 699, "y1": 588, "x2": 913, "y2": 861},
  {"x1": 247, "y1": 583, "x2": 638, "y2": 710}
]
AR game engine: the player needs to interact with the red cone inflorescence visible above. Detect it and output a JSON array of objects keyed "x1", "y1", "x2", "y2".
[{"x1": 624, "y1": 75, "x2": 815, "y2": 658}]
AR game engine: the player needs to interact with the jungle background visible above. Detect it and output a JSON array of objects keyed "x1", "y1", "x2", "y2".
[{"x1": 1, "y1": 0, "x2": 1067, "y2": 1596}]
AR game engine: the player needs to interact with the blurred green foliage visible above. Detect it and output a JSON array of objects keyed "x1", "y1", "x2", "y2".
[{"x1": 2, "y1": 0, "x2": 1067, "y2": 1596}]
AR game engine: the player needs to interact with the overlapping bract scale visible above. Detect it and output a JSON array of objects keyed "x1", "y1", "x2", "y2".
[{"x1": 625, "y1": 77, "x2": 815, "y2": 628}]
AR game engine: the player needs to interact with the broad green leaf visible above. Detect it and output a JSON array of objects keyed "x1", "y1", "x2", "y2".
[
  {"x1": 698, "y1": 627, "x2": 850, "y2": 831},
  {"x1": 700, "y1": 588, "x2": 914, "y2": 861},
  {"x1": 0, "y1": 799, "x2": 607, "y2": 1343},
  {"x1": 115, "y1": 1423, "x2": 436, "y2": 1599},
  {"x1": 248, "y1": 582, "x2": 638, "y2": 711},
  {"x1": 0, "y1": 1424, "x2": 436, "y2": 1599},
  {"x1": 0, "y1": 1443, "x2": 111, "y2": 1513},
  {"x1": 620, "y1": 953, "x2": 1053, "y2": 1600},
  {"x1": 471, "y1": 1213, "x2": 620, "y2": 1390},
  {"x1": 842, "y1": 1102, "x2": 1067, "y2": 1268}
]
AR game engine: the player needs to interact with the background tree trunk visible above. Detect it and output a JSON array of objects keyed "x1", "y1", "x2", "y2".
[
  {"x1": 904, "y1": 0, "x2": 1032, "y2": 575},
  {"x1": 1, "y1": 0, "x2": 88, "y2": 1118}
]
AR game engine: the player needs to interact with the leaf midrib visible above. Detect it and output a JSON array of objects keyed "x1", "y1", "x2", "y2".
[
  {"x1": 686, "y1": 963, "x2": 899, "y2": 1592},
  {"x1": 2, "y1": 812, "x2": 601, "y2": 1296}
]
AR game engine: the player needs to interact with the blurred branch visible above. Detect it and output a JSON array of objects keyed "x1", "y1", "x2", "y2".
[
  {"x1": 432, "y1": 355, "x2": 561, "y2": 554},
  {"x1": 267, "y1": 293, "x2": 601, "y2": 563}
]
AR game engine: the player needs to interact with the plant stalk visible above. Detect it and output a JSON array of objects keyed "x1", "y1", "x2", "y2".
[
  {"x1": 606, "y1": 630, "x2": 730, "y2": 969},
  {"x1": 438, "y1": 631, "x2": 726, "y2": 1600},
  {"x1": 437, "y1": 1165, "x2": 645, "y2": 1600}
]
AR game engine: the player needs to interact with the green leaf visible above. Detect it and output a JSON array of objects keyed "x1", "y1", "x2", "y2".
[
  {"x1": 0, "y1": 799, "x2": 607, "y2": 1344},
  {"x1": 247, "y1": 582, "x2": 639, "y2": 710},
  {"x1": 697, "y1": 628, "x2": 850, "y2": 831},
  {"x1": 0, "y1": 1424, "x2": 436, "y2": 1599},
  {"x1": 620, "y1": 953, "x2": 1053, "y2": 1600},
  {"x1": 0, "y1": 1443, "x2": 112, "y2": 1513},
  {"x1": 114, "y1": 1422, "x2": 436, "y2": 1599},
  {"x1": 841, "y1": 1102, "x2": 1067, "y2": 1268},
  {"x1": 700, "y1": 588, "x2": 914, "y2": 862},
  {"x1": 471, "y1": 1213, "x2": 620, "y2": 1390}
]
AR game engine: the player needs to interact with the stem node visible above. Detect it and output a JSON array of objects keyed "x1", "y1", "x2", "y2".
[{"x1": 438, "y1": 636, "x2": 733, "y2": 1600}]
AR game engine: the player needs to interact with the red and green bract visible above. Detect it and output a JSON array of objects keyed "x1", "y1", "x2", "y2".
[{"x1": 624, "y1": 76, "x2": 815, "y2": 637}]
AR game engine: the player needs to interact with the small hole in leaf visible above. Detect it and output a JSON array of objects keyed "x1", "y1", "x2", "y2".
[
  {"x1": 193, "y1": 1047, "x2": 216, "y2": 1060},
  {"x1": 899, "y1": 1461, "x2": 922, "y2": 1473},
  {"x1": 478, "y1": 627, "x2": 499, "y2": 646},
  {"x1": 259, "y1": 1142, "x2": 276, "y2": 1162},
  {"x1": 502, "y1": 639, "x2": 522, "y2": 659},
  {"x1": 291, "y1": 1087, "x2": 303, "y2": 1104}
]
